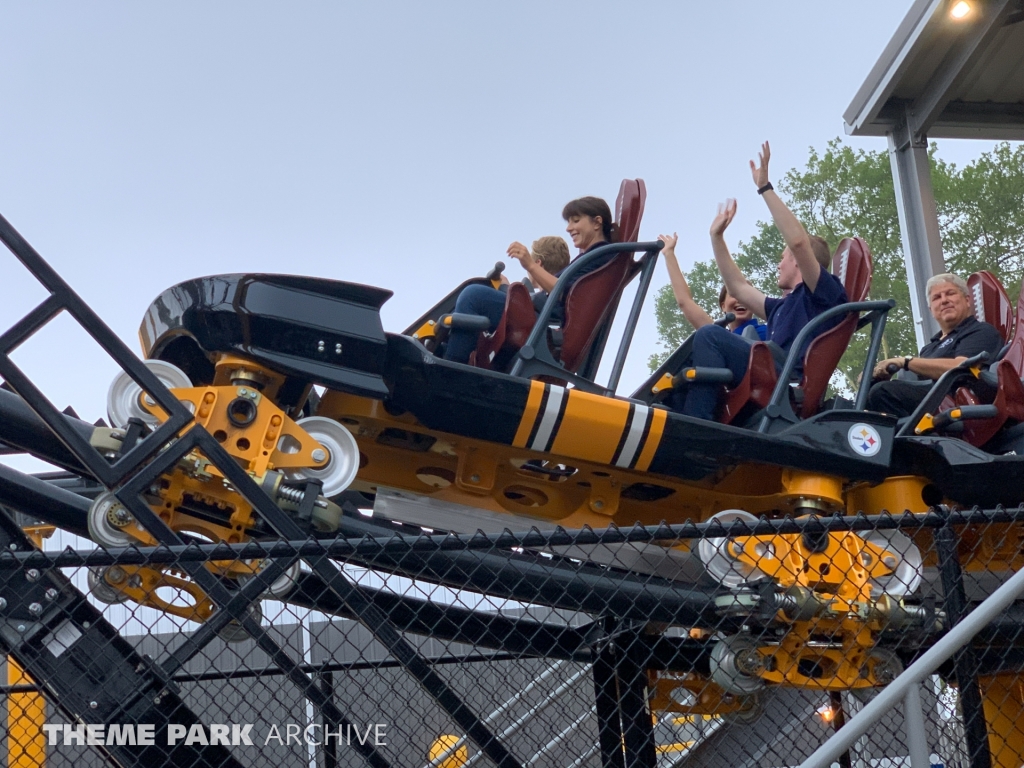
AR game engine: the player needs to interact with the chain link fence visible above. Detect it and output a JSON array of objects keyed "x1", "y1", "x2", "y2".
[{"x1": 0, "y1": 503, "x2": 1022, "y2": 768}]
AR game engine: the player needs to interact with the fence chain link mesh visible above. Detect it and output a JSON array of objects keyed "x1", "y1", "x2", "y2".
[{"x1": 0, "y1": 509, "x2": 1022, "y2": 768}]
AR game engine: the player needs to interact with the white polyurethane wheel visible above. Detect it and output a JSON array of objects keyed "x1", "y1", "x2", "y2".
[
  {"x1": 866, "y1": 648, "x2": 904, "y2": 686},
  {"x1": 87, "y1": 491, "x2": 135, "y2": 549},
  {"x1": 106, "y1": 359, "x2": 192, "y2": 429},
  {"x1": 697, "y1": 509, "x2": 767, "y2": 588},
  {"x1": 284, "y1": 416, "x2": 360, "y2": 497},
  {"x1": 237, "y1": 559, "x2": 302, "y2": 600},
  {"x1": 709, "y1": 635, "x2": 766, "y2": 695},
  {"x1": 862, "y1": 530, "x2": 923, "y2": 598},
  {"x1": 87, "y1": 567, "x2": 130, "y2": 605},
  {"x1": 723, "y1": 691, "x2": 765, "y2": 724},
  {"x1": 217, "y1": 600, "x2": 263, "y2": 644}
]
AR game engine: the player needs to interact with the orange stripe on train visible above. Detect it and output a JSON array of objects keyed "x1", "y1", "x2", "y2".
[
  {"x1": 549, "y1": 390, "x2": 632, "y2": 465},
  {"x1": 512, "y1": 380, "x2": 547, "y2": 448}
]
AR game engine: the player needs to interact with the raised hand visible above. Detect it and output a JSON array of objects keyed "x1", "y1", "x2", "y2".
[
  {"x1": 657, "y1": 232, "x2": 679, "y2": 256},
  {"x1": 709, "y1": 199, "x2": 737, "y2": 237},
  {"x1": 750, "y1": 141, "x2": 771, "y2": 189},
  {"x1": 507, "y1": 241, "x2": 533, "y2": 270}
]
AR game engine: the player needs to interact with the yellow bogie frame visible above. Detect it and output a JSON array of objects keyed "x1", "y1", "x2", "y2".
[
  {"x1": 94, "y1": 358, "x2": 330, "y2": 623},
  {"x1": 648, "y1": 671, "x2": 753, "y2": 718}
]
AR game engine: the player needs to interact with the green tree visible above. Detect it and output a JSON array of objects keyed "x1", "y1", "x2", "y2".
[{"x1": 650, "y1": 140, "x2": 1024, "y2": 391}]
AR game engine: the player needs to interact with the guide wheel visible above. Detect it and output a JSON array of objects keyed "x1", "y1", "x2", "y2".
[
  {"x1": 87, "y1": 567, "x2": 131, "y2": 605},
  {"x1": 237, "y1": 560, "x2": 302, "y2": 600},
  {"x1": 709, "y1": 634, "x2": 766, "y2": 695},
  {"x1": 106, "y1": 359, "x2": 193, "y2": 429},
  {"x1": 284, "y1": 417, "x2": 360, "y2": 497},
  {"x1": 87, "y1": 491, "x2": 136, "y2": 549},
  {"x1": 217, "y1": 600, "x2": 264, "y2": 644},
  {"x1": 697, "y1": 509, "x2": 768, "y2": 588}
]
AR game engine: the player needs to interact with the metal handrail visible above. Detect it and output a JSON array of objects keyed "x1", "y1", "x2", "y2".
[
  {"x1": 896, "y1": 350, "x2": 991, "y2": 436},
  {"x1": 509, "y1": 240, "x2": 662, "y2": 392},
  {"x1": 755, "y1": 298, "x2": 894, "y2": 431},
  {"x1": 799, "y1": 559, "x2": 1024, "y2": 768}
]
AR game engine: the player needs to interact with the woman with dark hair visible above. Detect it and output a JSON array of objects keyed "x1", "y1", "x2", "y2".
[{"x1": 443, "y1": 195, "x2": 618, "y2": 364}]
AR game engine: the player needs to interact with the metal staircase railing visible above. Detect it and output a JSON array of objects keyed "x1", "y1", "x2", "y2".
[{"x1": 799, "y1": 562, "x2": 1024, "y2": 768}]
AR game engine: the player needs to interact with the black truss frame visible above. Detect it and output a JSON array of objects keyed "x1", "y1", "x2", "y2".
[
  {"x1": 0, "y1": 507, "x2": 244, "y2": 768},
  {"x1": 0, "y1": 211, "x2": 525, "y2": 768}
]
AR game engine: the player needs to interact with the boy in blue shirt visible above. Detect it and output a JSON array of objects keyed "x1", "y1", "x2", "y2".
[{"x1": 673, "y1": 142, "x2": 847, "y2": 420}]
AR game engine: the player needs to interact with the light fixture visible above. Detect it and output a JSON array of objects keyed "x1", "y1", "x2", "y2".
[
  {"x1": 950, "y1": 1, "x2": 972, "y2": 20},
  {"x1": 816, "y1": 704, "x2": 836, "y2": 723}
]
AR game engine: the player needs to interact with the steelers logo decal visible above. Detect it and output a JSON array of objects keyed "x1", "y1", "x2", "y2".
[{"x1": 848, "y1": 423, "x2": 882, "y2": 457}]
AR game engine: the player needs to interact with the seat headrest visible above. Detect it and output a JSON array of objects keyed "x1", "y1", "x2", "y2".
[
  {"x1": 1004, "y1": 286, "x2": 1024, "y2": 374},
  {"x1": 614, "y1": 179, "x2": 646, "y2": 244},
  {"x1": 967, "y1": 270, "x2": 1014, "y2": 343},
  {"x1": 831, "y1": 236, "x2": 872, "y2": 302}
]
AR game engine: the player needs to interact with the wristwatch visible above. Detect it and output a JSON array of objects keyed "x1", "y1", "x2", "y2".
[{"x1": 903, "y1": 356, "x2": 913, "y2": 371}]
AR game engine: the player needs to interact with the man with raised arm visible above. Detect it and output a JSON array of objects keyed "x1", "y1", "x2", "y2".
[{"x1": 671, "y1": 142, "x2": 847, "y2": 421}]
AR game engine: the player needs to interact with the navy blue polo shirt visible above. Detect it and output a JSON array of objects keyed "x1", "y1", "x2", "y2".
[
  {"x1": 919, "y1": 315, "x2": 1002, "y2": 361},
  {"x1": 763, "y1": 265, "x2": 848, "y2": 369}
]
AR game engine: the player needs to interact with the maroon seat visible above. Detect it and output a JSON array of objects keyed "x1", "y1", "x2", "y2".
[
  {"x1": 793, "y1": 238, "x2": 873, "y2": 418},
  {"x1": 1004, "y1": 289, "x2": 1024, "y2": 374},
  {"x1": 470, "y1": 282, "x2": 538, "y2": 370},
  {"x1": 718, "y1": 237, "x2": 873, "y2": 424},
  {"x1": 935, "y1": 271, "x2": 1011, "y2": 413},
  {"x1": 951, "y1": 283, "x2": 1024, "y2": 446},
  {"x1": 968, "y1": 270, "x2": 1014, "y2": 343},
  {"x1": 718, "y1": 343, "x2": 778, "y2": 424},
  {"x1": 954, "y1": 361, "x2": 1024, "y2": 446},
  {"x1": 473, "y1": 178, "x2": 646, "y2": 375}
]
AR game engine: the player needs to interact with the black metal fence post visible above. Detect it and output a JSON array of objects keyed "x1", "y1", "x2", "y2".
[
  {"x1": 617, "y1": 633, "x2": 657, "y2": 768},
  {"x1": 322, "y1": 669, "x2": 339, "y2": 768},
  {"x1": 593, "y1": 619, "x2": 626, "y2": 768},
  {"x1": 936, "y1": 522, "x2": 992, "y2": 768}
]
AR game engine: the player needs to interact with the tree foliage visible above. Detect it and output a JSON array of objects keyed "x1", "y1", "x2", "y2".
[{"x1": 650, "y1": 140, "x2": 1024, "y2": 390}]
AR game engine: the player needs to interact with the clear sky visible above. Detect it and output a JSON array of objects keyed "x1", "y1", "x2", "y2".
[{"x1": 0, "y1": 0, "x2": 1012, "y2": 431}]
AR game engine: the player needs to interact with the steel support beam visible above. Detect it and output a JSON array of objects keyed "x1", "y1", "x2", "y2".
[
  {"x1": 594, "y1": 619, "x2": 627, "y2": 768},
  {"x1": 590, "y1": 625, "x2": 657, "y2": 768},
  {"x1": 617, "y1": 634, "x2": 657, "y2": 768},
  {"x1": 904, "y1": 684, "x2": 931, "y2": 768},
  {"x1": 888, "y1": 109, "x2": 945, "y2": 348},
  {"x1": 321, "y1": 671, "x2": 339, "y2": 768}
]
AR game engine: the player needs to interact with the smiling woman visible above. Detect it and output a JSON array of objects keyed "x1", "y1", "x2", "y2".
[{"x1": 442, "y1": 195, "x2": 618, "y2": 365}]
